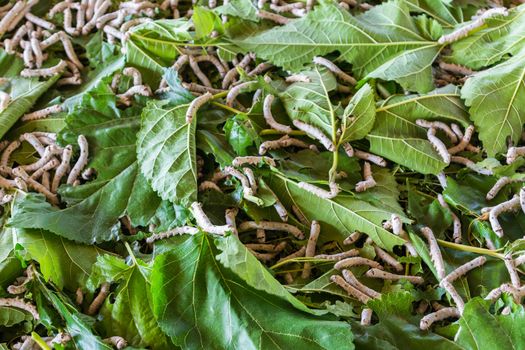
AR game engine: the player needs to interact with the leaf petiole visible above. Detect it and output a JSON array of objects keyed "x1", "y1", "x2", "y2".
[{"x1": 437, "y1": 239, "x2": 504, "y2": 259}]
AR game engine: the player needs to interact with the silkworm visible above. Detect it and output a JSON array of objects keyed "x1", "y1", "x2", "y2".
[
  {"x1": 64, "y1": 7, "x2": 79, "y2": 36},
  {"x1": 436, "y1": 172, "x2": 447, "y2": 189},
  {"x1": 22, "y1": 104, "x2": 63, "y2": 121},
  {"x1": 257, "y1": 10, "x2": 290, "y2": 24},
  {"x1": 187, "y1": 55, "x2": 212, "y2": 87},
  {"x1": 181, "y1": 82, "x2": 224, "y2": 95},
  {"x1": 102, "y1": 336, "x2": 127, "y2": 350},
  {"x1": 366, "y1": 268, "x2": 424, "y2": 284},
  {"x1": 222, "y1": 54, "x2": 254, "y2": 88},
  {"x1": 245, "y1": 242, "x2": 287, "y2": 253},
  {"x1": 437, "y1": 194, "x2": 462, "y2": 243},
  {"x1": 193, "y1": 55, "x2": 227, "y2": 78},
  {"x1": 117, "y1": 85, "x2": 153, "y2": 105},
  {"x1": 96, "y1": 12, "x2": 120, "y2": 29},
  {"x1": 120, "y1": 17, "x2": 151, "y2": 33},
  {"x1": 334, "y1": 257, "x2": 383, "y2": 270},
  {"x1": 451, "y1": 156, "x2": 493, "y2": 175},
  {"x1": 255, "y1": 228, "x2": 266, "y2": 243},
  {"x1": 13, "y1": 167, "x2": 59, "y2": 205},
  {"x1": 4, "y1": 24, "x2": 28, "y2": 54},
  {"x1": 292, "y1": 120, "x2": 334, "y2": 151},
  {"x1": 52, "y1": 145, "x2": 73, "y2": 192},
  {"x1": 374, "y1": 246, "x2": 403, "y2": 272},
  {"x1": 506, "y1": 146, "x2": 525, "y2": 164},
  {"x1": 232, "y1": 156, "x2": 276, "y2": 167},
  {"x1": 248, "y1": 249, "x2": 278, "y2": 262},
  {"x1": 302, "y1": 220, "x2": 320, "y2": 279},
  {"x1": 191, "y1": 202, "x2": 233, "y2": 235},
  {"x1": 504, "y1": 254, "x2": 521, "y2": 288},
  {"x1": 146, "y1": 226, "x2": 200, "y2": 243},
  {"x1": 186, "y1": 92, "x2": 213, "y2": 124},
  {"x1": 438, "y1": 7, "x2": 508, "y2": 44},
  {"x1": 0, "y1": 297, "x2": 39, "y2": 319},
  {"x1": 443, "y1": 256, "x2": 486, "y2": 285},
  {"x1": 0, "y1": 91, "x2": 9, "y2": 111},
  {"x1": 198, "y1": 181, "x2": 222, "y2": 193},
  {"x1": 355, "y1": 161, "x2": 376, "y2": 192},
  {"x1": 259, "y1": 135, "x2": 316, "y2": 155},
  {"x1": 342, "y1": 269, "x2": 381, "y2": 298},
  {"x1": 264, "y1": 183, "x2": 288, "y2": 221},
  {"x1": 67, "y1": 135, "x2": 89, "y2": 185},
  {"x1": 285, "y1": 74, "x2": 310, "y2": 83},
  {"x1": 48, "y1": 1, "x2": 72, "y2": 18},
  {"x1": 330, "y1": 275, "x2": 371, "y2": 303},
  {"x1": 486, "y1": 177, "x2": 516, "y2": 201},
  {"x1": 427, "y1": 128, "x2": 450, "y2": 164},
  {"x1": 261, "y1": 95, "x2": 293, "y2": 134},
  {"x1": 313, "y1": 56, "x2": 356, "y2": 85},
  {"x1": 22, "y1": 40, "x2": 35, "y2": 68},
  {"x1": 0, "y1": 2, "x2": 26, "y2": 37},
  {"x1": 14, "y1": 177, "x2": 28, "y2": 191},
  {"x1": 420, "y1": 307, "x2": 460, "y2": 330},
  {"x1": 416, "y1": 119, "x2": 457, "y2": 143},
  {"x1": 25, "y1": 13, "x2": 55, "y2": 30},
  {"x1": 420, "y1": 227, "x2": 446, "y2": 280},
  {"x1": 103, "y1": 25, "x2": 124, "y2": 41},
  {"x1": 448, "y1": 125, "x2": 475, "y2": 154},
  {"x1": 360, "y1": 308, "x2": 373, "y2": 325},
  {"x1": 354, "y1": 150, "x2": 387, "y2": 167},
  {"x1": 297, "y1": 181, "x2": 339, "y2": 199},
  {"x1": 489, "y1": 195, "x2": 520, "y2": 237},
  {"x1": 82, "y1": 0, "x2": 111, "y2": 34},
  {"x1": 1, "y1": 140, "x2": 21, "y2": 166},
  {"x1": 20, "y1": 133, "x2": 45, "y2": 157},
  {"x1": 439, "y1": 62, "x2": 474, "y2": 76},
  {"x1": 315, "y1": 249, "x2": 359, "y2": 260},
  {"x1": 238, "y1": 221, "x2": 304, "y2": 239},
  {"x1": 440, "y1": 279, "x2": 465, "y2": 313},
  {"x1": 21, "y1": 59, "x2": 68, "y2": 77},
  {"x1": 247, "y1": 62, "x2": 273, "y2": 76},
  {"x1": 224, "y1": 166, "x2": 254, "y2": 196},
  {"x1": 87, "y1": 282, "x2": 110, "y2": 315},
  {"x1": 485, "y1": 283, "x2": 525, "y2": 302},
  {"x1": 271, "y1": 2, "x2": 305, "y2": 13},
  {"x1": 343, "y1": 231, "x2": 361, "y2": 245},
  {"x1": 30, "y1": 158, "x2": 60, "y2": 181},
  {"x1": 120, "y1": 67, "x2": 142, "y2": 86},
  {"x1": 76, "y1": 2, "x2": 86, "y2": 31},
  {"x1": 277, "y1": 246, "x2": 306, "y2": 265},
  {"x1": 226, "y1": 81, "x2": 258, "y2": 107},
  {"x1": 0, "y1": 175, "x2": 16, "y2": 189},
  {"x1": 225, "y1": 208, "x2": 238, "y2": 236}
]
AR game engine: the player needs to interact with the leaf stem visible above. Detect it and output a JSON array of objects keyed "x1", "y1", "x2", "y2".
[
  {"x1": 32, "y1": 332, "x2": 51, "y2": 350},
  {"x1": 270, "y1": 257, "x2": 334, "y2": 270},
  {"x1": 259, "y1": 129, "x2": 305, "y2": 136},
  {"x1": 437, "y1": 239, "x2": 504, "y2": 259},
  {"x1": 124, "y1": 241, "x2": 139, "y2": 265},
  {"x1": 211, "y1": 101, "x2": 243, "y2": 114}
]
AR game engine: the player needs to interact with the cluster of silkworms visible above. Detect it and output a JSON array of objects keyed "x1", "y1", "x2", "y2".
[{"x1": 0, "y1": 129, "x2": 90, "y2": 206}]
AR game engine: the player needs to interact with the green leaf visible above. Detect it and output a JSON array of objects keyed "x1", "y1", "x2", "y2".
[
  {"x1": 340, "y1": 83, "x2": 376, "y2": 143},
  {"x1": 367, "y1": 85, "x2": 469, "y2": 174},
  {"x1": 193, "y1": 6, "x2": 223, "y2": 39},
  {"x1": 265, "y1": 172, "x2": 405, "y2": 251},
  {"x1": 0, "y1": 75, "x2": 60, "y2": 139},
  {"x1": 13, "y1": 227, "x2": 108, "y2": 290},
  {"x1": 88, "y1": 255, "x2": 171, "y2": 349},
  {"x1": 0, "y1": 306, "x2": 34, "y2": 327},
  {"x1": 151, "y1": 233, "x2": 354, "y2": 349},
  {"x1": 456, "y1": 298, "x2": 525, "y2": 349},
  {"x1": 367, "y1": 291, "x2": 416, "y2": 320},
  {"x1": 137, "y1": 100, "x2": 198, "y2": 206},
  {"x1": 215, "y1": 0, "x2": 258, "y2": 21},
  {"x1": 461, "y1": 52, "x2": 525, "y2": 156},
  {"x1": 231, "y1": 2, "x2": 441, "y2": 92},
  {"x1": 0, "y1": 49, "x2": 24, "y2": 77},
  {"x1": 223, "y1": 114, "x2": 257, "y2": 156},
  {"x1": 405, "y1": 0, "x2": 461, "y2": 28}
]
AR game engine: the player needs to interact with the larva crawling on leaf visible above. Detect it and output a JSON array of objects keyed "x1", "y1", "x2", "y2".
[
  {"x1": 191, "y1": 202, "x2": 233, "y2": 235},
  {"x1": 224, "y1": 166, "x2": 254, "y2": 196},
  {"x1": 437, "y1": 194, "x2": 462, "y2": 243},
  {"x1": 67, "y1": 135, "x2": 89, "y2": 185},
  {"x1": 186, "y1": 92, "x2": 213, "y2": 124},
  {"x1": 232, "y1": 156, "x2": 276, "y2": 167},
  {"x1": 257, "y1": 10, "x2": 291, "y2": 24},
  {"x1": 420, "y1": 227, "x2": 446, "y2": 280},
  {"x1": 0, "y1": 297, "x2": 39, "y2": 320},
  {"x1": 420, "y1": 307, "x2": 460, "y2": 330},
  {"x1": 226, "y1": 81, "x2": 258, "y2": 107},
  {"x1": 365, "y1": 268, "x2": 425, "y2": 284},
  {"x1": 13, "y1": 167, "x2": 59, "y2": 205},
  {"x1": 278, "y1": 246, "x2": 307, "y2": 263},
  {"x1": 315, "y1": 249, "x2": 359, "y2": 261},
  {"x1": 506, "y1": 146, "x2": 525, "y2": 164},
  {"x1": 225, "y1": 208, "x2": 238, "y2": 236},
  {"x1": 298, "y1": 181, "x2": 340, "y2": 199},
  {"x1": 312, "y1": 56, "x2": 356, "y2": 85},
  {"x1": 22, "y1": 104, "x2": 63, "y2": 121},
  {"x1": 451, "y1": 156, "x2": 493, "y2": 176},
  {"x1": 504, "y1": 254, "x2": 521, "y2": 288},
  {"x1": 342, "y1": 269, "x2": 381, "y2": 299},
  {"x1": 302, "y1": 220, "x2": 320, "y2": 279},
  {"x1": 488, "y1": 195, "x2": 520, "y2": 237},
  {"x1": 21, "y1": 59, "x2": 68, "y2": 77},
  {"x1": 486, "y1": 177, "x2": 516, "y2": 200},
  {"x1": 355, "y1": 162, "x2": 376, "y2": 192},
  {"x1": 373, "y1": 245, "x2": 403, "y2": 272},
  {"x1": 426, "y1": 128, "x2": 450, "y2": 164},
  {"x1": 330, "y1": 275, "x2": 371, "y2": 303},
  {"x1": 238, "y1": 221, "x2": 304, "y2": 239},
  {"x1": 343, "y1": 231, "x2": 361, "y2": 245},
  {"x1": 146, "y1": 226, "x2": 200, "y2": 243},
  {"x1": 440, "y1": 279, "x2": 465, "y2": 313},
  {"x1": 198, "y1": 180, "x2": 223, "y2": 193},
  {"x1": 87, "y1": 282, "x2": 110, "y2": 315},
  {"x1": 334, "y1": 257, "x2": 383, "y2": 270},
  {"x1": 262, "y1": 94, "x2": 293, "y2": 134},
  {"x1": 292, "y1": 120, "x2": 335, "y2": 151},
  {"x1": 103, "y1": 336, "x2": 128, "y2": 350},
  {"x1": 360, "y1": 308, "x2": 373, "y2": 325},
  {"x1": 416, "y1": 119, "x2": 457, "y2": 143},
  {"x1": 443, "y1": 257, "x2": 486, "y2": 285}
]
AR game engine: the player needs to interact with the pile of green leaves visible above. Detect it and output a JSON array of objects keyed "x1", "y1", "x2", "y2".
[{"x1": 2, "y1": 0, "x2": 525, "y2": 349}]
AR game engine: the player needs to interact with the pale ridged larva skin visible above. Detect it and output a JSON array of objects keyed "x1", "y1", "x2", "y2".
[
  {"x1": 342, "y1": 269, "x2": 381, "y2": 299},
  {"x1": 103, "y1": 336, "x2": 127, "y2": 350},
  {"x1": 146, "y1": 226, "x2": 199, "y2": 244},
  {"x1": 448, "y1": 125, "x2": 475, "y2": 154},
  {"x1": 355, "y1": 162, "x2": 376, "y2": 192},
  {"x1": 67, "y1": 135, "x2": 89, "y2": 185},
  {"x1": 224, "y1": 166, "x2": 253, "y2": 197},
  {"x1": 189, "y1": 55, "x2": 212, "y2": 87},
  {"x1": 298, "y1": 181, "x2": 339, "y2": 199},
  {"x1": 373, "y1": 245, "x2": 403, "y2": 272},
  {"x1": 262, "y1": 95, "x2": 293, "y2": 134},
  {"x1": 489, "y1": 195, "x2": 520, "y2": 237},
  {"x1": 257, "y1": 10, "x2": 291, "y2": 24},
  {"x1": 186, "y1": 92, "x2": 213, "y2": 124},
  {"x1": 238, "y1": 221, "x2": 304, "y2": 239},
  {"x1": 440, "y1": 279, "x2": 465, "y2": 313},
  {"x1": 419, "y1": 307, "x2": 460, "y2": 331},
  {"x1": 443, "y1": 256, "x2": 486, "y2": 284},
  {"x1": 354, "y1": 150, "x2": 387, "y2": 167},
  {"x1": 313, "y1": 56, "x2": 356, "y2": 85},
  {"x1": 22, "y1": 104, "x2": 63, "y2": 121},
  {"x1": 243, "y1": 167, "x2": 258, "y2": 193},
  {"x1": 360, "y1": 308, "x2": 373, "y2": 325},
  {"x1": 87, "y1": 282, "x2": 110, "y2": 315},
  {"x1": 194, "y1": 55, "x2": 227, "y2": 78},
  {"x1": 232, "y1": 156, "x2": 276, "y2": 167},
  {"x1": 302, "y1": 220, "x2": 321, "y2": 279},
  {"x1": 330, "y1": 275, "x2": 371, "y2": 303},
  {"x1": 486, "y1": 177, "x2": 513, "y2": 200},
  {"x1": 0, "y1": 297, "x2": 39, "y2": 320},
  {"x1": 190, "y1": 202, "x2": 233, "y2": 235},
  {"x1": 285, "y1": 74, "x2": 310, "y2": 83},
  {"x1": 485, "y1": 283, "x2": 525, "y2": 302},
  {"x1": 21, "y1": 59, "x2": 67, "y2": 77},
  {"x1": 225, "y1": 208, "x2": 238, "y2": 236},
  {"x1": 439, "y1": 62, "x2": 474, "y2": 76},
  {"x1": 245, "y1": 242, "x2": 287, "y2": 254},
  {"x1": 343, "y1": 231, "x2": 361, "y2": 245},
  {"x1": 437, "y1": 194, "x2": 462, "y2": 243},
  {"x1": 506, "y1": 146, "x2": 525, "y2": 164},
  {"x1": 426, "y1": 128, "x2": 450, "y2": 164},
  {"x1": 365, "y1": 268, "x2": 424, "y2": 284},
  {"x1": 256, "y1": 228, "x2": 266, "y2": 243},
  {"x1": 315, "y1": 249, "x2": 359, "y2": 261},
  {"x1": 416, "y1": 119, "x2": 458, "y2": 143},
  {"x1": 1, "y1": 141, "x2": 21, "y2": 166},
  {"x1": 451, "y1": 156, "x2": 493, "y2": 176},
  {"x1": 334, "y1": 257, "x2": 383, "y2": 271},
  {"x1": 420, "y1": 227, "x2": 446, "y2": 280},
  {"x1": 13, "y1": 167, "x2": 58, "y2": 205},
  {"x1": 504, "y1": 254, "x2": 521, "y2": 288},
  {"x1": 292, "y1": 119, "x2": 335, "y2": 152}
]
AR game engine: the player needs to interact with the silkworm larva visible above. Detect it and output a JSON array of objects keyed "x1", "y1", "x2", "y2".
[
  {"x1": 277, "y1": 246, "x2": 306, "y2": 264},
  {"x1": 96, "y1": 12, "x2": 119, "y2": 29},
  {"x1": 313, "y1": 56, "x2": 356, "y2": 85},
  {"x1": 255, "y1": 228, "x2": 266, "y2": 243},
  {"x1": 443, "y1": 256, "x2": 486, "y2": 285},
  {"x1": 238, "y1": 221, "x2": 304, "y2": 239},
  {"x1": 420, "y1": 226, "x2": 446, "y2": 280},
  {"x1": 21, "y1": 60, "x2": 68, "y2": 77},
  {"x1": 225, "y1": 208, "x2": 238, "y2": 236},
  {"x1": 198, "y1": 181, "x2": 222, "y2": 193},
  {"x1": 448, "y1": 125, "x2": 475, "y2": 155},
  {"x1": 506, "y1": 146, "x2": 525, "y2": 164},
  {"x1": 245, "y1": 242, "x2": 287, "y2": 253},
  {"x1": 0, "y1": 91, "x2": 10, "y2": 111},
  {"x1": 194, "y1": 55, "x2": 227, "y2": 77},
  {"x1": 419, "y1": 307, "x2": 460, "y2": 330},
  {"x1": 186, "y1": 92, "x2": 213, "y2": 124},
  {"x1": 297, "y1": 181, "x2": 339, "y2": 199},
  {"x1": 181, "y1": 82, "x2": 224, "y2": 95},
  {"x1": 438, "y1": 8, "x2": 508, "y2": 44},
  {"x1": 355, "y1": 161, "x2": 376, "y2": 192},
  {"x1": 30, "y1": 158, "x2": 59, "y2": 180},
  {"x1": 0, "y1": 2, "x2": 26, "y2": 37},
  {"x1": 262, "y1": 95, "x2": 293, "y2": 134},
  {"x1": 519, "y1": 188, "x2": 525, "y2": 215},
  {"x1": 226, "y1": 81, "x2": 258, "y2": 107},
  {"x1": 366, "y1": 268, "x2": 424, "y2": 284},
  {"x1": 232, "y1": 156, "x2": 276, "y2": 167},
  {"x1": 14, "y1": 167, "x2": 59, "y2": 204},
  {"x1": 285, "y1": 74, "x2": 310, "y2": 83},
  {"x1": 120, "y1": 17, "x2": 151, "y2": 33},
  {"x1": 224, "y1": 166, "x2": 254, "y2": 196},
  {"x1": 485, "y1": 283, "x2": 525, "y2": 302},
  {"x1": 25, "y1": 13, "x2": 55, "y2": 30},
  {"x1": 343, "y1": 231, "x2": 361, "y2": 245},
  {"x1": 82, "y1": 0, "x2": 111, "y2": 34},
  {"x1": 48, "y1": 1, "x2": 72, "y2": 18},
  {"x1": 342, "y1": 269, "x2": 381, "y2": 298},
  {"x1": 51, "y1": 145, "x2": 73, "y2": 192},
  {"x1": 20, "y1": 132, "x2": 46, "y2": 157},
  {"x1": 64, "y1": 7, "x2": 79, "y2": 36},
  {"x1": 87, "y1": 282, "x2": 110, "y2": 315},
  {"x1": 334, "y1": 257, "x2": 383, "y2": 271},
  {"x1": 247, "y1": 62, "x2": 273, "y2": 77},
  {"x1": 22, "y1": 40, "x2": 35, "y2": 68},
  {"x1": 353, "y1": 149, "x2": 387, "y2": 167},
  {"x1": 440, "y1": 279, "x2": 465, "y2": 313},
  {"x1": 360, "y1": 308, "x2": 373, "y2": 325},
  {"x1": 331, "y1": 275, "x2": 371, "y2": 303},
  {"x1": 292, "y1": 119, "x2": 334, "y2": 151},
  {"x1": 504, "y1": 254, "x2": 521, "y2": 288},
  {"x1": 67, "y1": 135, "x2": 89, "y2": 185},
  {"x1": 1, "y1": 141, "x2": 21, "y2": 166},
  {"x1": 486, "y1": 177, "x2": 515, "y2": 201},
  {"x1": 4, "y1": 24, "x2": 28, "y2": 54},
  {"x1": 103, "y1": 25, "x2": 124, "y2": 41},
  {"x1": 437, "y1": 194, "x2": 462, "y2": 243},
  {"x1": 415, "y1": 119, "x2": 457, "y2": 143},
  {"x1": 146, "y1": 226, "x2": 200, "y2": 243},
  {"x1": 427, "y1": 128, "x2": 450, "y2": 164},
  {"x1": 101, "y1": 336, "x2": 127, "y2": 350},
  {"x1": 191, "y1": 202, "x2": 233, "y2": 235},
  {"x1": 117, "y1": 85, "x2": 152, "y2": 105},
  {"x1": 188, "y1": 55, "x2": 212, "y2": 87},
  {"x1": 436, "y1": 172, "x2": 447, "y2": 189},
  {"x1": 451, "y1": 156, "x2": 493, "y2": 176},
  {"x1": 302, "y1": 220, "x2": 320, "y2": 279},
  {"x1": 22, "y1": 104, "x2": 63, "y2": 122},
  {"x1": 122, "y1": 67, "x2": 142, "y2": 86},
  {"x1": 257, "y1": 10, "x2": 290, "y2": 24},
  {"x1": 489, "y1": 195, "x2": 520, "y2": 237},
  {"x1": 374, "y1": 246, "x2": 403, "y2": 272},
  {"x1": 264, "y1": 182, "x2": 288, "y2": 222},
  {"x1": 0, "y1": 297, "x2": 39, "y2": 319},
  {"x1": 315, "y1": 249, "x2": 359, "y2": 261}
]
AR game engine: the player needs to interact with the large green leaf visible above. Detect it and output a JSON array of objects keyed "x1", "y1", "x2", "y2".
[
  {"x1": 405, "y1": 0, "x2": 461, "y2": 28},
  {"x1": 461, "y1": 52, "x2": 525, "y2": 156},
  {"x1": 13, "y1": 227, "x2": 107, "y2": 290},
  {"x1": 0, "y1": 306, "x2": 34, "y2": 328},
  {"x1": 340, "y1": 83, "x2": 376, "y2": 143},
  {"x1": 456, "y1": 298, "x2": 525, "y2": 349},
  {"x1": 89, "y1": 255, "x2": 171, "y2": 349},
  {"x1": 151, "y1": 233, "x2": 354, "y2": 349},
  {"x1": 265, "y1": 172, "x2": 405, "y2": 251},
  {"x1": 231, "y1": 1, "x2": 441, "y2": 92},
  {"x1": 367, "y1": 85, "x2": 469, "y2": 174},
  {"x1": 137, "y1": 100, "x2": 198, "y2": 206}
]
